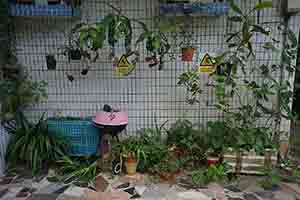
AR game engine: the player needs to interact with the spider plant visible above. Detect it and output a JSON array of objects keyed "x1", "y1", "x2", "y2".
[
  {"x1": 6, "y1": 114, "x2": 67, "y2": 176},
  {"x1": 55, "y1": 156, "x2": 100, "y2": 187}
]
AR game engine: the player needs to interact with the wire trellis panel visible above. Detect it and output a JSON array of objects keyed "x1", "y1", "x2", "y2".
[{"x1": 11, "y1": 0, "x2": 298, "y2": 136}]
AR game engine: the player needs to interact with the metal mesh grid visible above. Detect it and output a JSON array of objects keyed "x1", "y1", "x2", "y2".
[{"x1": 10, "y1": 0, "x2": 298, "y2": 134}]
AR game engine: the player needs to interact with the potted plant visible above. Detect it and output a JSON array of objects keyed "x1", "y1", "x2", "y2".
[
  {"x1": 153, "y1": 158, "x2": 181, "y2": 182},
  {"x1": 118, "y1": 137, "x2": 146, "y2": 175},
  {"x1": 205, "y1": 121, "x2": 231, "y2": 166},
  {"x1": 46, "y1": 54, "x2": 57, "y2": 70},
  {"x1": 182, "y1": 46, "x2": 195, "y2": 62},
  {"x1": 106, "y1": 14, "x2": 133, "y2": 56},
  {"x1": 136, "y1": 15, "x2": 181, "y2": 70}
]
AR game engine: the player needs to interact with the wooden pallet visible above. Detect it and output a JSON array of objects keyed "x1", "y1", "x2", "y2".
[{"x1": 223, "y1": 149, "x2": 277, "y2": 175}]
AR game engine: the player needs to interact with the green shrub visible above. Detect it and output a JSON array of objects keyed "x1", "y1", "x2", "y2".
[
  {"x1": 54, "y1": 156, "x2": 100, "y2": 186},
  {"x1": 189, "y1": 164, "x2": 230, "y2": 187},
  {"x1": 6, "y1": 114, "x2": 67, "y2": 176}
]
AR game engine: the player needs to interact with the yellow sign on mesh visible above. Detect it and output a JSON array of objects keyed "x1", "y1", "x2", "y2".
[
  {"x1": 198, "y1": 53, "x2": 216, "y2": 74},
  {"x1": 115, "y1": 55, "x2": 135, "y2": 77}
]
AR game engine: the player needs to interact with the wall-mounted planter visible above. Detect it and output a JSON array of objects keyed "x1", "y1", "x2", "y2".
[
  {"x1": 46, "y1": 54, "x2": 56, "y2": 70},
  {"x1": 9, "y1": 4, "x2": 81, "y2": 17},
  {"x1": 160, "y1": 2, "x2": 230, "y2": 16},
  {"x1": 182, "y1": 47, "x2": 195, "y2": 62},
  {"x1": 68, "y1": 49, "x2": 81, "y2": 60}
]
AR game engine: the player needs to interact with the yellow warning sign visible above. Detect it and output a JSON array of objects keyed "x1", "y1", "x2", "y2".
[
  {"x1": 115, "y1": 55, "x2": 135, "y2": 77},
  {"x1": 198, "y1": 53, "x2": 216, "y2": 74},
  {"x1": 118, "y1": 55, "x2": 130, "y2": 67}
]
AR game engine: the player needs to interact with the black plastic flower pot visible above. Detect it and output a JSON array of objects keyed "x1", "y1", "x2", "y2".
[
  {"x1": 68, "y1": 49, "x2": 81, "y2": 60},
  {"x1": 46, "y1": 55, "x2": 56, "y2": 70}
]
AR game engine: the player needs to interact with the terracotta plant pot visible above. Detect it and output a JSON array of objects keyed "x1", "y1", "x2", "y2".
[
  {"x1": 207, "y1": 157, "x2": 220, "y2": 166},
  {"x1": 182, "y1": 47, "x2": 195, "y2": 62},
  {"x1": 125, "y1": 158, "x2": 138, "y2": 175},
  {"x1": 159, "y1": 170, "x2": 181, "y2": 182}
]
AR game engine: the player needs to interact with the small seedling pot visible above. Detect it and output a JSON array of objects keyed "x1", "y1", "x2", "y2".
[
  {"x1": 68, "y1": 49, "x2": 81, "y2": 60},
  {"x1": 46, "y1": 55, "x2": 56, "y2": 70},
  {"x1": 182, "y1": 47, "x2": 195, "y2": 62},
  {"x1": 125, "y1": 158, "x2": 138, "y2": 175}
]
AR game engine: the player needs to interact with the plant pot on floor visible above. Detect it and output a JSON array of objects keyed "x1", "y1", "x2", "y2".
[
  {"x1": 159, "y1": 170, "x2": 181, "y2": 182},
  {"x1": 182, "y1": 47, "x2": 195, "y2": 62},
  {"x1": 125, "y1": 158, "x2": 138, "y2": 175},
  {"x1": 46, "y1": 55, "x2": 56, "y2": 70}
]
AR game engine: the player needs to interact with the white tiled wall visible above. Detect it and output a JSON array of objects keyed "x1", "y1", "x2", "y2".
[{"x1": 12, "y1": 0, "x2": 299, "y2": 135}]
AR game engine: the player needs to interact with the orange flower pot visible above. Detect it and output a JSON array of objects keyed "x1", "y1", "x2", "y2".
[{"x1": 125, "y1": 158, "x2": 138, "y2": 175}]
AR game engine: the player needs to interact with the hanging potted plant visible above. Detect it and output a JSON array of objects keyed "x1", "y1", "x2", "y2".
[
  {"x1": 46, "y1": 54, "x2": 57, "y2": 70},
  {"x1": 182, "y1": 47, "x2": 195, "y2": 62},
  {"x1": 58, "y1": 25, "x2": 85, "y2": 62},
  {"x1": 118, "y1": 137, "x2": 146, "y2": 175},
  {"x1": 136, "y1": 15, "x2": 181, "y2": 70},
  {"x1": 106, "y1": 13, "x2": 133, "y2": 57},
  {"x1": 179, "y1": 21, "x2": 196, "y2": 62}
]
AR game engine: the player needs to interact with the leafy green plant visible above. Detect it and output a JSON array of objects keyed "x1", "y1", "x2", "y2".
[
  {"x1": 6, "y1": 114, "x2": 67, "y2": 176},
  {"x1": 0, "y1": 72, "x2": 47, "y2": 124},
  {"x1": 154, "y1": 159, "x2": 181, "y2": 174},
  {"x1": 137, "y1": 121, "x2": 169, "y2": 172},
  {"x1": 177, "y1": 0, "x2": 298, "y2": 154},
  {"x1": 61, "y1": 4, "x2": 134, "y2": 76},
  {"x1": 136, "y1": 15, "x2": 182, "y2": 70},
  {"x1": 166, "y1": 120, "x2": 208, "y2": 162},
  {"x1": 178, "y1": 71, "x2": 202, "y2": 104},
  {"x1": 259, "y1": 168, "x2": 282, "y2": 190},
  {"x1": 114, "y1": 136, "x2": 146, "y2": 161},
  {"x1": 0, "y1": 0, "x2": 16, "y2": 67},
  {"x1": 55, "y1": 156, "x2": 100, "y2": 186},
  {"x1": 189, "y1": 164, "x2": 230, "y2": 187}
]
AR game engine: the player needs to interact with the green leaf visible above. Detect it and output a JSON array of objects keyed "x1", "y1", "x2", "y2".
[
  {"x1": 263, "y1": 42, "x2": 278, "y2": 52},
  {"x1": 255, "y1": 1, "x2": 273, "y2": 10},
  {"x1": 228, "y1": 0, "x2": 243, "y2": 15},
  {"x1": 251, "y1": 25, "x2": 270, "y2": 35},
  {"x1": 226, "y1": 32, "x2": 240, "y2": 43},
  {"x1": 287, "y1": 29, "x2": 298, "y2": 48},
  {"x1": 135, "y1": 32, "x2": 149, "y2": 46}
]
